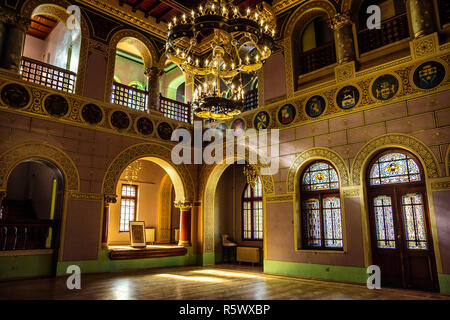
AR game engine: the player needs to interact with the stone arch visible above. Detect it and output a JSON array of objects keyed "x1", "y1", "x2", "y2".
[
  {"x1": 351, "y1": 134, "x2": 441, "y2": 186},
  {"x1": 198, "y1": 145, "x2": 275, "y2": 254},
  {"x1": 102, "y1": 143, "x2": 194, "y2": 202},
  {"x1": 0, "y1": 142, "x2": 80, "y2": 192},
  {"x1": 286, "y1": 147, "x2": 350, "y2": 194},
  {"x1": 20, "y1": 0, "x2": 90, "y2": 96},
  {"x1": 284, "y1": 0, "x2": 337, "y2": 38},
  {"x1": 104, "y1": 28, "x2": 158, "y2": 102}
]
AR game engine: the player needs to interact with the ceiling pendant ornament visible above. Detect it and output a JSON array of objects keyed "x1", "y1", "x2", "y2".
[
  {"x1": 165, "y1": 0, "x2": 275, "y2": 120},
  {"x1": 124, "y1": 160, "x2": 142, "y2": 184}
]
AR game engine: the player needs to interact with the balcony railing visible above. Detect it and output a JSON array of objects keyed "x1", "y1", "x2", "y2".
[
  {"x1": 159, "y1": 94, "x2": 191, "y2": 123},
  {"x1": 20, "y1": 57, "x2": 77, "y2": 93},
  {"x1": 243, "y1": 89, "x2": 259, "y2": 112},
  {"x1": 0, "y1": 219, "x2": 59, "y2": 251},
  {"x1": 298, "y1": 41, "x2": 337, "y2": 75},
  {"x1": 358, "y1": 13, "x2": 410, "y2": 55},
  {"x1": 112, "y1": 81, "x2": 148, "y2": 112}
]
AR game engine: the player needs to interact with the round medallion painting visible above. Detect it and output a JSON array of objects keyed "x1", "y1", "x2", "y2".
[
  {"x1": 372, "y1": 75, "x2": 399, "y2": 101},
  {"x1": 278, "y1": 104, "x2": 296, "y2": 125},
  {"x1": 44, "y1": 94, "x2": 69, "y2": 117},
  {"x1": 157, "y1": 122, "x2": 173, "y2": 140},
  {"x1": 254, "y1": 111, "x2": 270, "y2": 131},
  {"x1": 81, "y1": 104, "x2": 103, "y2": 124},
  {"x1": 305, "y1": 95, "x2": 326, "y2": 118},
  {"x1": 110, "y1": 111, "x2": 130, "y2": 130},
  {"x1": 136, "y1": 117, "x2": 153, "y2": 135},
  {"x1": 215, "y1": 123, "x2": 228, "y2": 136},
  {"x1": 231, "y1": 118, "x2": 245, "y2": 137},
  {"x1": 336, "y1": 86, "x2": 360, "y2": 110},
  {"x1": 413, "y1": 61, "x2": 446, "y2": 90},
  {"x1": 1, "y1": 83, "x2": 30, "y2": 109}
]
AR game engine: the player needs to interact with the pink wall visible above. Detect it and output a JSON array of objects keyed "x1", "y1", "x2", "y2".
[
  {"x1": 263, "y1": 51, "x2": 286, "y2": 102},
  {"x1": 84, "y1": 52, "x2": 107, "y2": 101},
  {"x1": 432, "y1": 190, "x2": 450, "y2": 274}
]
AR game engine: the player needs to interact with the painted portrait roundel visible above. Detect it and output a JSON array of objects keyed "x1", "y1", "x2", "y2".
[
  {"x1": 157, "y1": 122, "x2": 173, "y2": 140},
  {"x1": 413, "y1": 61, "x2": 446, "y2": 90},
  {"x1": 278, "y1": 104, "x2": 296, "y2": 125},
  {"x1": 372, "y1": 74, "x2": 399, "y2": 101},
  {"x1": 254, "y1": 111, "x2": 270, "y2": 131},
  {"x1": 336, "y1": 86, "x2": 360, "y2": 110},
  {"x1": 305, "y1": 95, "x2": 326, "y2": 118},
  {"x1": 231, "y1": 118, "x2": 246, "y2": 137}
]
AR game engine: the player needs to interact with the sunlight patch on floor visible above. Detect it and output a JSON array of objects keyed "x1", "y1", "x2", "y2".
[
  {"x1": 155, "y1": 273, "x2": 227, "y2": 283},
  {"x1": 192, "y1": 269, "x2": 263, "y2": 279}
]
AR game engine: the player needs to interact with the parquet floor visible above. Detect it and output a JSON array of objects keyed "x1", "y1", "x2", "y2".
[{"x1": 0, "y1": 264, "x2": 448, "y2": 300}]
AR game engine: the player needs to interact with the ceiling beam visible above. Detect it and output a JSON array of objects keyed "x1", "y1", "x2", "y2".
[
  {"x1": 155, "y1": 6, "x2": 172, "y2": 23},
  {"x1": 144, "y1": 1, "x2": 162, "y2": 18},
  {"x1": 31, "y1": 19, "x2": 54, "y2": 29},
  {"x1": 132, "y1": 0, "x2": 145, "y2": 12}
]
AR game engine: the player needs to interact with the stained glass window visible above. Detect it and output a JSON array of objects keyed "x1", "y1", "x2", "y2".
[
  {"x1": 402, "y1": 193, "x2": 428, "y2": 250},
  {"x1": 301, "y1": 161, "x2": 343, "y2": 250},
  {"x1": 369, "y1": 152, "x2": 421, "y2": 185},
  {"x1": 120, "y1": 184, "x2": 138, "y2": 232},
  {"x1": 373, "y1": 195, "x2": 396, "y2": 249},
  {"x1": 242, "y1": 178, "x2": 263, "y2": 240},
  {"x1": 302, "y1": 161, "x2": 339, "y2": 191}
]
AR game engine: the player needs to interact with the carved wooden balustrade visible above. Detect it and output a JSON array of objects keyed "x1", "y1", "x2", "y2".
[
  {"x1": 298, "y1": 41, "x2": 337, "y2": 75},
  {"x1": 158, "y1": 93, "x2": 192, "y2": 123},
  {"x1": 20, "y1": 57, "x2": 77, "y2": 93},
  {"x1": 112, "y1": 81, "x2": 148, "y2": 112},
  {"x1": 358, "y1": 13, "x2": 410, "y2": 54},
  {"x1": 0, "y1": 219, "x2": 59, "y2": 251}
]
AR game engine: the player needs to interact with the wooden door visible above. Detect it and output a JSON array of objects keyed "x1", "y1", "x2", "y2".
[{"x1": 368, "y1": 186, "x2": 439, "y2": 291}]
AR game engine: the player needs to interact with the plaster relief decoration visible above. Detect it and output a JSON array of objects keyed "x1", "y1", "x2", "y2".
[
  {"x1": 371, "y1": 74, "x2": 400, "y2": 101},
  {"x1": 254, "y1": 111, "x2": 271, "y2": 131},
  {"x1": 412, "y1": 61, "x2": 446, "y2": 90},
  {"x1": 81, "y1": 103, "x2": 103, "y2": 124},
  {"x1": 336, "y1": 85, "x2": 360, "y2": 110},
  {"x1": 278, "y1": 104, "x2": 296, "y2": 125},
  {"x1": 44, "y1": 94, "x2": 70, "y2": 117},
  {"x1": 0, "y1": 83, "x2": 31, "y2": 109},
  {"x1": 110, "y1": 110, "x2": 130, "y2": 130},
  {"x1": 157, "y1": 122, "x2": 173, "y2": 140},
  {"x1": 305, "y1": 95, "x2": 326, "y2": 118},
  {"x1": 136, "y1": 117, "x2": 154, "y2": 136}
]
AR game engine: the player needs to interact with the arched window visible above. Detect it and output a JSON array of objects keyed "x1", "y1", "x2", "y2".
[
  {"x1": 242, "y1": 177, "x2": 263, "y2": 241},
  {"x1": 366, "y1": 149, "x2": 438, "y2": 290},
  {"x1": 300, "y1": 161, "x2": 343, "y2": 250},
  {"x1": 297, "y1": 15, "x2": 336, "y2": 76}
]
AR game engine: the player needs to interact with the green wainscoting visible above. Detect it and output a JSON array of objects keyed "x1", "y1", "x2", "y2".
[
  {"x1": 0, "y1": 253, "x2": 54, "y2": 279},
  {"x1": 438, "y1": 273, "x2": 450, "y2": 294},
  {"x1": 264, "y1": 260, "x2": 368, "y2": 284}
]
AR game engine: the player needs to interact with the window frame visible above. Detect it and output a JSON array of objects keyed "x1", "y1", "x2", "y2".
[
  {"x1": 241, "y1": 180, "x2": 263, "y2": 241},
  {"x1": 119, "y1": 184, "x2": 138, "y2": 233},
  {"x1": 300, "y1": 160, "x2": 343, "y2": 251}
]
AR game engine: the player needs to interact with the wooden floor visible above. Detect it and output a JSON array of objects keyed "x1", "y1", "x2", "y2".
[{"x1": 0, "y1": 264, "x2": 448, "y2": 300}]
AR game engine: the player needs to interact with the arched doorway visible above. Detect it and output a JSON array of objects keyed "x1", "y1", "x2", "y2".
[
  {"x1": 1, "y1": 159, "x2": 64, "y2": 274},
  {"x1": 366, "y1": 149, "x2": 439, "y2": 291},
  {"x1": 107, "y1": 158, "x2": 183, "y2": 246}
]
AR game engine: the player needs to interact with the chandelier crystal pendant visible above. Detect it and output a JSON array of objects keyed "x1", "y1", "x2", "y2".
[{"x1": 165, "y1": 0, "x2": 276, "y2": 120}]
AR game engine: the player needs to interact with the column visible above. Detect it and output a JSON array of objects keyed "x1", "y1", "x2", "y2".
[
  {"x1": 0, "y1": 11, "x2": 29, "y2": 72},
  {"x1": 330, "y1": 13, "x2": 356, "y2": 64},
  {"x1": 174, "y1": 201, "x2": 192, "y2": 247},
  {"x1": 102, "y1": 195, "x2": 117, "y2": 247},
  {"x1": 0, "y1": 190, "x2": 6, "y2": 219},
  {"x1": 145, "y1": 66, "x2": 162, "y2": 110},
  {"x1": 408, "y1": 0, "x2": 436, "y2": 38}
]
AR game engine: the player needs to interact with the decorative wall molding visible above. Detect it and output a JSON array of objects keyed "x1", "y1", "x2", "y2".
[
  {"x1": 0, "y1": 143, "x2": 80, "y2": 191},
  {"x1": 342, "y1": 188, "x2": 360, "y2": 198},
  {"x1": 286, "y1": 148, "x2": 350, "y2": 193},
  {"x1": 351, "y1": 134, "x2": 441, "y2": 186},
  {"x1": 68, "y1": 192, "x2": 103, "y2": 201},
  {"x1": 430, "y1": 178, "x2": 450, "y2": 191},
  {"x1": 411, "y1": 33, "x2": 439, "y2": 59},
  {"x1": 266, "y1": 194, "x2": 294, "y2": 203}
]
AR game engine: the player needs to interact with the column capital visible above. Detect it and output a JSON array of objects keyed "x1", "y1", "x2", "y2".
[
  {"x1": 104, "y1": 194, "x2": 117, "y2": 205},
  {"x1": 144, "y1": 66, "x2": 163, "y2": 78},
  {"x1": 174, "y1": 200, "x2": 192, "y2": 210},
  {"x1": 329, "y1": 12, "x2": 352, "y2": 31}
]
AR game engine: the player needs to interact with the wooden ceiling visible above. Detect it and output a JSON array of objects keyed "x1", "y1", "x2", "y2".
[
  {"x1": 27, "y1": 15, "x2": 58, "y2": 40},
  {"x1": 118, "y1": 0, "x2": 274, "y2": 23}
]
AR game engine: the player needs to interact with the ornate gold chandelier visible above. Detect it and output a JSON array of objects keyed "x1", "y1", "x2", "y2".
[{"x1": 165, "y1": 0, "x2": 275, "y2": 120}]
